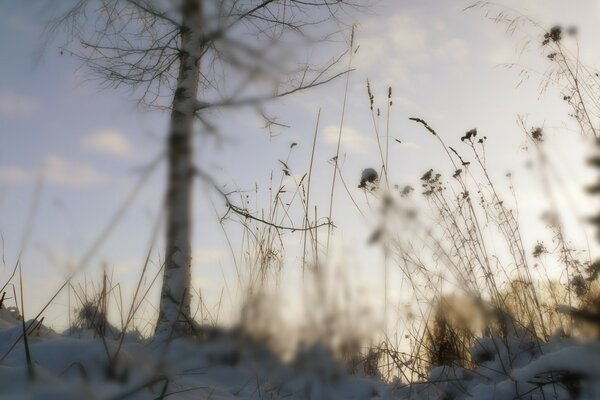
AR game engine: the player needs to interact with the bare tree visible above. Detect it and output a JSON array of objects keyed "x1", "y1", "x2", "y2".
[{"x1": 50, "y1": 0, "x2": 359, "y2": 336}]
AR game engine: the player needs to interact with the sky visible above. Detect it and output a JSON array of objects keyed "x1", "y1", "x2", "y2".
[{"x1": 1, "y1": 0, "x2": 599, "y2": 334}]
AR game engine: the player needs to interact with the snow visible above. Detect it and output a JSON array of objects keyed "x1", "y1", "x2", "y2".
[
  {"x1": 2, "y1": 304, "x2": 600, "y2": 399},
  {"x1": 0, "y1": 307, "x2": 389, "y2": 399}
]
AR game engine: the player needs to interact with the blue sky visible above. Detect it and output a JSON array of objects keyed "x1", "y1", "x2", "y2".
[{"x1": 1, "y1": 0, "x2": 598, "y2": 332}]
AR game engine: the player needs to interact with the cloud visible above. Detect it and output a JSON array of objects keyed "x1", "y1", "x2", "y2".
[
  {"x1": 395, "y1": 141, "x2": 420, "y2": 150},
  {"x1": 0, "y1": 166, "x2": 30, "y2": 182},
  {"x1": 82, "y1": 129, "x2": 132, "y2": 158},
  {"x1": 354, "y1": 12, "x2": 471, "y2": 86},
  {"x1": 355, "y1": 14, "x2": 428, "y2": 86},
  {"x1": 0, "y1": 156, "x2": 108, "y2": 187},
  {"x1": 193, "y1": 247, "x2": 225, "y2": 265},
  {"x1": 323, "y1": 125, "x2": 369, "y2": 152},
  {"x1": 111, "y1": 259, "x2": 138, "y2": 274},
  {"x1": 44, "y1": 156, "x2": 107, "y2": 186},
  {"x1": 434, "y1": 38, "x2": 470, "y2": 61},
  {"x1": 486, "y1": 43, "x2": 519, "y2": 66},
  {"x1": 0, "y1": 91, "x2": 38, "y2": 117}
]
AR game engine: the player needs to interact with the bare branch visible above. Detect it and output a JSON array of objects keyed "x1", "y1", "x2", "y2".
[
  {"x1": 194, "y1": 167, "x2": 332, "y2": 232},
  {"x1": 125, "y1": 0, "x2": 181, "y2": 28}
]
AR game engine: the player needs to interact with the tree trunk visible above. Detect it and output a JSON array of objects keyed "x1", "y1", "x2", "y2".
[{"x1": 156, "y1": 0, "x2": 202, "y2": 336}]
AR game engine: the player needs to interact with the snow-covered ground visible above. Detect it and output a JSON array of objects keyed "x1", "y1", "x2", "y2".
[
  {"x1": 0, "y1": 306, "x2": 390, "y2": 400},
  {"x1": 1, "y1": 306, "x2": 599, "y2": 399}
]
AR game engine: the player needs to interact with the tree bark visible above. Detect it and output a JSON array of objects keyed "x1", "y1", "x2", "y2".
[{"x1": 156, "y1": 0, "x2": 202, "y2": 336}]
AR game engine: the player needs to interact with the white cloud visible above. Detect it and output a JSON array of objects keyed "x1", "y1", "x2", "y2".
[
  {"x1": 395, "y1": 141, "x2": 420, "y2": 150},
  {"x1": 486, "y1": 43, "x2": 519, "y2": 66},
  {"x1": 0, "y1": 91, "x2": 38, "y2": 117},
  {"x1": 388, "y1": 14, "x2": 428, "y2": 52},
  {"x1": 111, "y1": 259, "x2": 138, "y2": 274},
  {"x1": 0, "y1": 166, "x2": 30, "y2": 182},
  {"x1": 193, "y1": 247, "x2": 225, "y2": 265},
  {"x1": 354, "y1": 12, "x2": 471, "y2": 87},
  {"x1": 323, "y1": 125, "x2": 369, "y2": 153},
  {"x1": 44, "y1": 156, "x2": 107, "y2": 186},
  {"x1": 355, "y1": 14, "x2": 428, "y2": 86},
  {"x1": 82, "y1": 129, "x2": 132, "y2": 158},
  {"x1": 434, "y1": 38, "x2": 470, "y2": 61},
  {"x1": 356, "y1": 13, "x2": 428, "y2": 61},
  {"x1": 0, "y1": 156, "x2": 107, "y2": 187}
]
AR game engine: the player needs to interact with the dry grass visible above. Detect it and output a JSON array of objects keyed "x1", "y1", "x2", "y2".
[{"x1": 3, "y1": 7, "x2": 600, "y2": 393}]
